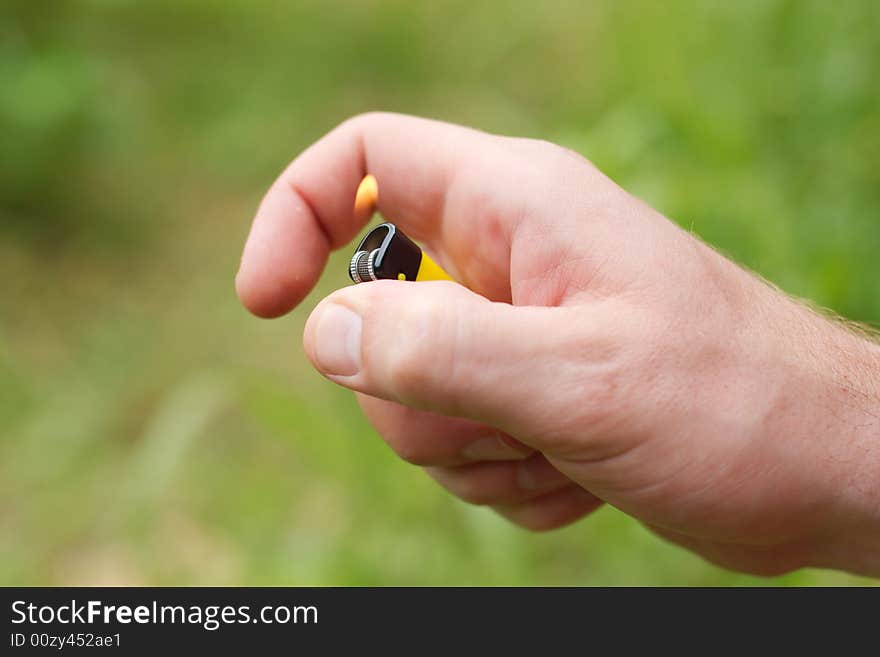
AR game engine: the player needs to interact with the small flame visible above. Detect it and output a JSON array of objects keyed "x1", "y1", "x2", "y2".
[{"x1": 354, "y1": 174, "x2": 379, "y2": 215}]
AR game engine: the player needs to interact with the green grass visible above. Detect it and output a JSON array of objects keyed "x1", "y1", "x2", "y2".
[{"x1": 1, "y1": 0, "x2": 878, "y2": 585}]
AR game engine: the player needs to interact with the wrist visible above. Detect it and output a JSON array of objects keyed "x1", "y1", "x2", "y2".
[{"x1": 793, "y1": 310, "x2": 880, "y2": 574}]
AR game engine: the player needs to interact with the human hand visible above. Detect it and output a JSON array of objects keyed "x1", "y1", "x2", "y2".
[{"x1": 236, "y1": 113, "x2": 880, "y2": 576}]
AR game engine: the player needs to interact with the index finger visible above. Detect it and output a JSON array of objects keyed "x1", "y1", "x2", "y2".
[{"x1": 235, "y1": 112, "x2": 515, "y2": 318}]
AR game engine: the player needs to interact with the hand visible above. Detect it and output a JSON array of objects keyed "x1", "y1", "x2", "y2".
[{"x1": 236, "y1": 113, "x2": 880, "y2": 576}]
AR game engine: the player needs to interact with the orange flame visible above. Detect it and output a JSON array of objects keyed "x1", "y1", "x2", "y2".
[{"x1": 354, "y1": 174, "x2": 378, "y2": 215}]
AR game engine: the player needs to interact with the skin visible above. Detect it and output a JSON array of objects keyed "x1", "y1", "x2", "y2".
[{"x1": 236, "y1": 112, "x2": 880, "y2": 576}]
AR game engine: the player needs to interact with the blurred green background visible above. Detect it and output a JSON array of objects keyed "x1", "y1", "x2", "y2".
[{"x1": 2, "y1": 0, "x2": 878, "y2": 585}]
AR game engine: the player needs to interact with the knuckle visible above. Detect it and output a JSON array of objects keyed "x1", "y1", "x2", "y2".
[
  {"x1": 577, "y1": 361, "x2": 627, "y2": 431},
  {"x1": 430, "y1": 467, "x2": 504, "y2": 506},
  {"x1": 390, "y1": 438, "x2": 433, "y2": 466},
  {"x1": 508, "y1": 511, "x2": 571, "y2": 533},
  {"x1": 364, "y1": 399, "x2": 438, "y2": 467},
  {"x1": 382, "y1": 298, "x2": 453, "y2": 403},
  {"x1": 507, "y1": 137, "x2": 595, "y2": 170},
  {"x1": 450, "y1": 478, "x2": 496, "y2": 506},
  {"x1": 339, "y1": 111, "x2": 391, "y2": 135},
  {"x1": 556, "y1": 305, "x2": 657, "y2": 452},
  {"x1": 537, "y1": 331, "x2": 631, "y2": 456}
]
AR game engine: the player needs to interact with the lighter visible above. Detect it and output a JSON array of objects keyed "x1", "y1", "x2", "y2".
[{"x1": 348, "y1": 175, "x2": 453, "y2": 284}]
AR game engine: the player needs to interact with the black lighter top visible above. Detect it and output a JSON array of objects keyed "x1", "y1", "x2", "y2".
[{"x1": 349, "y1": 223, "x2": 424, "y2": 283}]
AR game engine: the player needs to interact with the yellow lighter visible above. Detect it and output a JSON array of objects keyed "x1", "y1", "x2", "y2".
[{"x1": 348, "y1": 175, "x2": 453, "y2": 284}]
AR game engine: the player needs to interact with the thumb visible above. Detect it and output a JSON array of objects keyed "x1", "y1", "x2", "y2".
[{"x1": 303, "y1": 280, "x2": 592, "y2": 448}]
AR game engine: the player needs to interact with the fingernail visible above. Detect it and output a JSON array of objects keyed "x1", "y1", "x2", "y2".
[
  {"x1": 461, "y1": 435, "x2": 529, "y2": 462},
  {"x1": 313, "y1": 303, "x2": 362, "y2": 376},
  {"x1": 517, "y1": 457, "x2": 568, "y2": 491}
]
